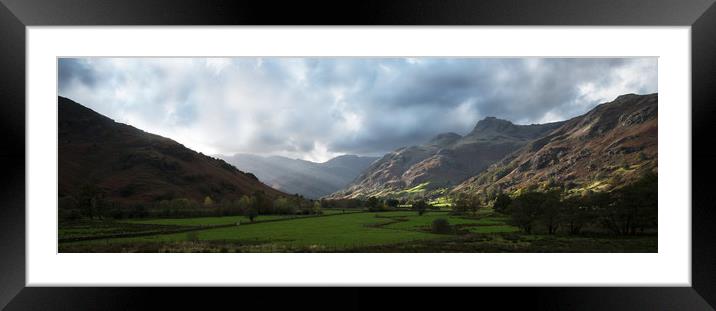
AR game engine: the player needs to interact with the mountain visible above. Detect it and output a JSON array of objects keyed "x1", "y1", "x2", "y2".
[
  {"x1": 329, "y1": 116, "x2": 564, "y2": 199},
  {"x1": 58, "y1": 96, "x2": 284, "y2": 205},
  {"x1": 453, "y1": 93, "x2": 658, "y2": 194},
  {"x1": 220, "y1": 154, "x2": 379, "y2": 199}
]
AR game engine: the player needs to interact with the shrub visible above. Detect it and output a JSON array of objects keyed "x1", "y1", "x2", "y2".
[{"x1": 431, "y1": 218, "x2": 452, "y2": 234}]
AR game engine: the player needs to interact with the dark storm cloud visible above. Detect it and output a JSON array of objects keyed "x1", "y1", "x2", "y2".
[
  {"x1": 58, "y1": 57, "x2": 657, "y2": 161},
  {"x1": 58, "y1": 58, "x2": 98, "y2": 90}
]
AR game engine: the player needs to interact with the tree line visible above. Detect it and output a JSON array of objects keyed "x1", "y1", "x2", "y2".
[
  {"x1": 497, "y1": 172, "x2": 657, "y2": 235},
  {"x1": 59, "y1": 189, "x2": 323, "y2": 221}
]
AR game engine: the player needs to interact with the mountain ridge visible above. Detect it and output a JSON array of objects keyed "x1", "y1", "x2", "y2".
[
  {"x1": 58, "y1": 96, "x2": 285, "y2": 205},
  {"x1": 329, "y1": 116, "x2": 564, "y2": 199}
]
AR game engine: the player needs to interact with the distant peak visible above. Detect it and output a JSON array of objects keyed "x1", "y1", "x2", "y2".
[
  {"x1": 472, "y1": 116, "x2": 514, "y2": 132},
  {"x1": 477, "y1": 116, "x2": 512, "y2": 124}
]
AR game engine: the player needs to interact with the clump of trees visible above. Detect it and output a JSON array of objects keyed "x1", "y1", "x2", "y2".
[
  {"x1": 451, "y1": 193, "x2": 482, "y2": 216},
  {"x1": 272, "y1": 197, "x2": 296, "y2": 215},
  {"x1": 361, "y1": 196, "x2": 438, "y2": 213},
  {"x1": 58, "y1": 184, "x2": 108, "y2": 221},
  {"x1": 502, "y1": 173, "x2": 657, "y2": 235},
  {"x1": 365, "y1": 196, "x2": 387, "y2": 212}
]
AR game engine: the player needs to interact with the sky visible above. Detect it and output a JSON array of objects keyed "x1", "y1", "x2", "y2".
[{"x1": 58, "y1": 57, "x2": 657, "y2": 162}]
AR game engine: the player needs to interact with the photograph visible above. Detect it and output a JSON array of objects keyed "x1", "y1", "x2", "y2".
[
  {"x1": 56, "y1": 57, "x2": 658, "y2": 253},
  {"x1": 4, "y1": 0, "x2": 715, "y2": 308}
]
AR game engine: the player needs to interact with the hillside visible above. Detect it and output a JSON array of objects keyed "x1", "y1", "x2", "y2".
[
  {"x1": 329, "y1": 116, "x2": 564, "y2": 199},
  {"x1": 453, "y1": 93, "x2": 658, "y2": 195},
  {"x1": 220, "y1": 154, "x2": 379, "y2": 199},
  {"x1": 58, "y1": 96, "x2": 284, "y2": 205}
]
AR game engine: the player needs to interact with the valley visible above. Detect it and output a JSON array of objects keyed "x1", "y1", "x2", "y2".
[
  {"x1": 58, "y1": 93, "x2": 658, "y2": 253},
  {"x1": 219, "y1": 153, "x2": 378, "y2": 199}
]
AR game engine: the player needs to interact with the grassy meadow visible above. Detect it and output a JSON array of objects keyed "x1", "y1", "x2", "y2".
[{"x1": 58, "y1": 209, "x2": 655, "y2": 253}]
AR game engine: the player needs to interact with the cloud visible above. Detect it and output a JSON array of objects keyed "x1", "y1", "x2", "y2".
[{"x1": 58, "y1": 57, "x2": 657, "y2": 162}]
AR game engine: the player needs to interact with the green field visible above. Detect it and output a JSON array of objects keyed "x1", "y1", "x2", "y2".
[
  {"x1": 123, "y1": 209, "x2": 352, "y2": 227},
  {"x1": 59, "y1": 210, "x2": 655, "y2": 253},
  {"x1": 58, "y1": 220, "x2": 184, "y2": 240},
  {"x1": 377, "y1": 212, "x2": 517, "y2": 234},
  {"x1": 59, "y1": 211, "x2": 525, "y2": 252}
]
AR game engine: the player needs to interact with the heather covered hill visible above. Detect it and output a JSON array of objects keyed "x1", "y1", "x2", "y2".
[
  {"x1": 220, "y1": 154, "x2": 379, "y2": 199},
  {"x1": 330, "y1": 117, "x2": 564, "y2": 199},
  {"x1": 453, "y1": 93, "x2": 658, "y2": 195},
  {"x1": 58, "y1": 96, "x2": 284, "y2": 205}
]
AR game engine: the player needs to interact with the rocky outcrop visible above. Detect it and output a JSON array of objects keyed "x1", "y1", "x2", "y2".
[{"x1": 454, "y1": 93, "x2": 658, "y2": 194}]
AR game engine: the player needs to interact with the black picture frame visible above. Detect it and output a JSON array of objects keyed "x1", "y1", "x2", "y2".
[{"x1": 1, "y1": 0, "x2": 715, "y2": 309}]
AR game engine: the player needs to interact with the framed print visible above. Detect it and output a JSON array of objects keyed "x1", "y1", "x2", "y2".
[{"x1": 1, "y1": 0, "x2": 715, "y2": 309}]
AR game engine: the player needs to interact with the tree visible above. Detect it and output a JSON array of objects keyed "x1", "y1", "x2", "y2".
[
  {"x1": 493, "y1": 193, "x2": 512, "y2": 214},
  {"x1": 77, "y1": 183, "x2": 105, "y2": 219},
  {"x1": 538, "y1": 190, "x2": 561, "y2": 234},
  {"x1": 203, "y1": 196, "x2": 214, "y2": 207},
  {"x1": 508, "y1": 191, "x2": 543, "y2": 234},
  {"x1": 452, "y1": 193, "x2": 480, "y2": 216},
  {"x1": 247, "y1": 207, "x2": 258, "y2": 222},
  {"x1": 467, "y1": 195, "x2": 482, "y2": 216},
  {"x1": 221, "y1": 198, "x2": 242, "y2": 216},
  {"x1": 238, "y1": 195, "x2": 255, "y2": 215},
  {"x1": 560, "y1": 195, "x2": 595, "y2": 235},
  {"x1": 59, "y1": 196, "x2": 82, "y2": 221},
  {"x1": 253, "y1": 190, "x2": 270, "y2": 214},
  {"x1": 597, "y1": 172, "x2": 657, "y2": 235},
  {"x1": 312, "y1": 201, "x2": 323, "y2": 215},
  {"x1": 451, "y1": 194, "x2": 470, "y2": 215},
  {"x1": 412, "y1": 199, "x2": 429, "y2": 215},
  {"x1": 630, "y1": 172, "x2": 658, "y2": 233},
  {"x1": 366, "y1": 196, "x2": 384, "y2": 212},
  {"x1": 273, "y1": 197, "x2": 295, "y2": 215}
]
